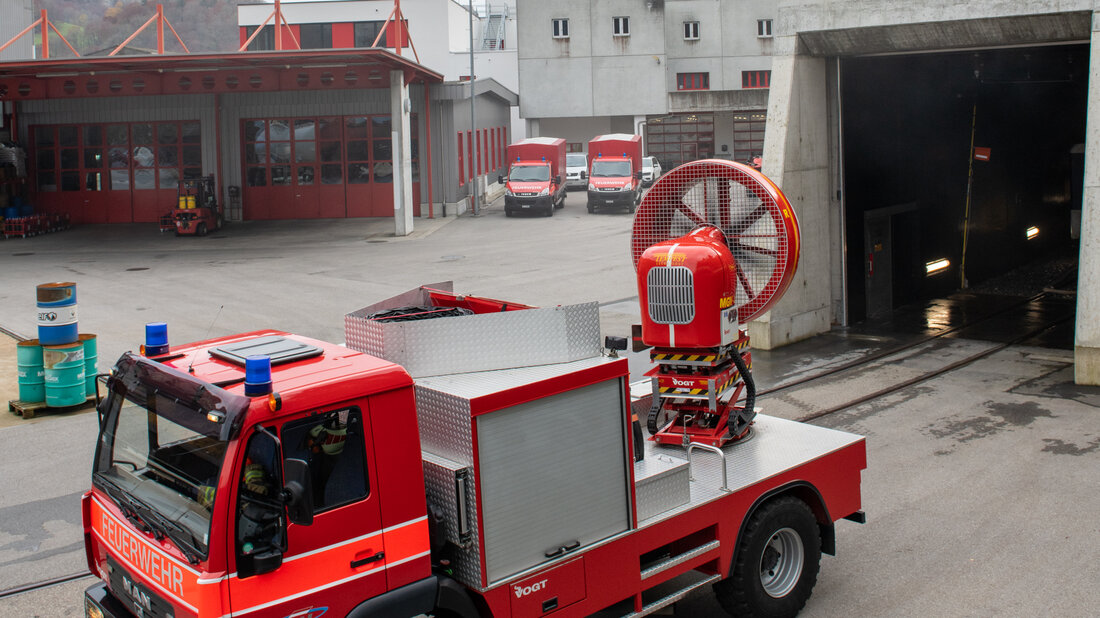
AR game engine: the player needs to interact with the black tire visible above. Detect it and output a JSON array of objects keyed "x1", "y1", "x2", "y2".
[
  {"x1": 546, "y1": 203, "x2": 554, "y2": 217},
  {"x1": 587, "y1": 202, "x2": 595, "y2": 214},
  {"x1": 197, "y1": 222, "x2": 207, "y2": 236},
  {"x1": 505, "y1": 209, "x2": 513, "y2": 217},
  {"x1": 714, "y1": 496, "x2": 821, "y2": 618}
]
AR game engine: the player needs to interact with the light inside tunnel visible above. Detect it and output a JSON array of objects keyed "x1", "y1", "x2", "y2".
[
  {"x1": 925, "y1": 258, "x2": 950, "y2": 276},
  {"x1": 1026, "y1": 226, "x2": 1039, "y2": 240}
]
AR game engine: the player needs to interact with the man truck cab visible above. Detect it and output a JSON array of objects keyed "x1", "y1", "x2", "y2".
[
  {"x1": 500, "y1": 137, "x2": 567, "y2": 217},
  {"x1": 586, "y1": 133, "x2": 643, "y2": 214}
]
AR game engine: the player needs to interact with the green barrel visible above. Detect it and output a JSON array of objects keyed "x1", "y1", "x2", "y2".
[
  {"x1": 43, "y1": 341, "x2": 86, "y2": 407},
  {"x1": 16, "y1": 339, "x2": 45, "y2": 403},
  {"x1": 79, "y1": 333, "x2": 98, "y2": 397}
]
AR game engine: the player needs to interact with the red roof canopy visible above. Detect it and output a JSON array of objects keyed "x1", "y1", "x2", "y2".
[{"x1": 0, "y1": 48, "x2": 442, "y2": 101}]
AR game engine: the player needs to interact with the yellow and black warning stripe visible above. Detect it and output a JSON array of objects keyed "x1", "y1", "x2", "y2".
[
  {"x1": 658, "y1": 363, "x2": 752, "y2": 396},
  {"x1": 651, "y1": 352, "x2": 719, "y2": 363}
]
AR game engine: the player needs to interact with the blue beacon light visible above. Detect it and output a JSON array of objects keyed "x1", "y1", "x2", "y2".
[
  {"x1": 144, "y1": 322, "x2": 170, "y2": 356},
  {"x1": 244, "y1": 356, "x2": 273, "y2": 397}
]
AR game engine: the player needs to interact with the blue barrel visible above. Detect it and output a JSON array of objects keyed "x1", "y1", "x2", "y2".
[
  {"x1": 3, "y1": 206, "x2": 18, "y2": 220},
  {"x1": 43, "y1": 341, "x2": 86, "y2": 407},
  {"x1": 80, "y1": 333, "x2": 98, "y2": 397},
  {"x1": 16, "y1": 339, "x2": 45, "y2": 403},
  {"x1": 36, "y1": 282, "x2": 78, "y2": 345}
]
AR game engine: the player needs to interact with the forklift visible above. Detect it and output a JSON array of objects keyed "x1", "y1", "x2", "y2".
[{"x1": 163, "y1": 176, "x2": 223, "y2": 236}]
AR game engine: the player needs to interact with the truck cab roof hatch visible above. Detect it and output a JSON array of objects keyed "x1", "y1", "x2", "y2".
[{"x1": 210, "y1": 335, "x2": 323, "y2": 366}]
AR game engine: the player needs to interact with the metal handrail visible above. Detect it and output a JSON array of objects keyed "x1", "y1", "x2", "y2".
[{"x1": 687, "y1": 442, "x2": 729, "y2": 492}]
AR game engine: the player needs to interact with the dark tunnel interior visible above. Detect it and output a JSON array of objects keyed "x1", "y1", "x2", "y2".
[{"x1": 841, "y1": 44, "x2": 1088, "y2": 322}]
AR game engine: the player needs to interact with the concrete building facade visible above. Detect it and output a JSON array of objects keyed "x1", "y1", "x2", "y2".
[
  {"x1": 238, "y1": 0, "x2": 523, "y2": 141},
  {"x1": 758, "y1": 0, "x2": 1099, "y2": 385},
  {"x1": 516, "y1": 0, "x2": 776, "y2": 166}
]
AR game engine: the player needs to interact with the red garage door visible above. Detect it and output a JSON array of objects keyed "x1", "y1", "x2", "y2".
[
  {"x1": 33, "y1": 121, "x2": 202, "y2": 224},
  {"x1": 242, "y1": 114, "x2": 419, "y2": 220}
]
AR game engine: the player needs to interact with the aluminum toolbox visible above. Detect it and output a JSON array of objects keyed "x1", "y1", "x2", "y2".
[
  {"x1": 633, "y1": 452, "x2": 691, "y2": 523},
  {"x1": 415, "y1": 356, "x2": 633, "y2": 590},
  {"x1": 344, "y1": 282, "x2": 602, "y2": 378}
]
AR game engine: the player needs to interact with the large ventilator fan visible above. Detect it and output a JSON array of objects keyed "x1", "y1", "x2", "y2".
[{"x1": 632, "y1": 159, "x2": 801, "y2": 448}]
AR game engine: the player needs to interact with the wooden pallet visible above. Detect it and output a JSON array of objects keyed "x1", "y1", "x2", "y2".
[{"x1": 8, "y1": 396, "x2": 95, "y2": 419}]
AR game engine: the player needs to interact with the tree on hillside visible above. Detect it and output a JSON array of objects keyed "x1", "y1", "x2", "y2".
[{"x1": 33, "y1": 0, "x2": 240, "y2": 55}]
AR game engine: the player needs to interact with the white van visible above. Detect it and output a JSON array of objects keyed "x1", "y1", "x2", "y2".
[{"x1": 566, "y1": 152, "x2": 588, "y2": 189}]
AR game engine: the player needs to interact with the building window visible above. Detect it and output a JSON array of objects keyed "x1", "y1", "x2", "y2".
[
  {"x1": 552, "y1": 18, "x2": 569, "y2": 39},
  {"x1": 613, "y1": 16, "x2": 630, "y2": 37},
  {"x1": 757, "y1": 19, "x2": 773, "y2": 38},
  {"x1": 742, "y1": 70, "x2": 771, "y2": 89},
  {"x1": 354, "y1": 21, "x2": 387, "y2": 47},
  {"x1": 299, "y1": 23, "x2": 333, "y2": 50},
  {"x1": 244, "y1": 25, "x2": 274, "y2": 51},
  {"x1": 684, "y1": 21, "x2": 699, "y2": 40},
  {"x1": 677, "y1": 72, "x2": 710, "y2": 91}
]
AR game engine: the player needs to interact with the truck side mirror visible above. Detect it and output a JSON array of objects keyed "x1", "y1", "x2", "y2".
[
  {"x1": 635, "y1": 171, "x2": 643, "y2": 180},
  {"x1": 554, "y1": 175, "x2": 561, "y2": 185},
  {"x1": 282, "y1": 458, "x2": 314, "y2": 526},
  {"x1": 580, "y1": 171, "x2": 586, "y2": 180},
  {"x1": 497, "y1": 175, "x2": 504, "y2": 185}
]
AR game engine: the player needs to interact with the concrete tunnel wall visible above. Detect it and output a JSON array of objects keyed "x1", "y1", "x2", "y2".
[{"x1": 760, "y1": 0, "x2": 1100, "y2": 387}]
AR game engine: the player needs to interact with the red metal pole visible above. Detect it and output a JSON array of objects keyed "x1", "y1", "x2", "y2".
[
  {"x1": 156, "y1": 4, "x2": 165, "y2": 54},
  {"x1": 215, "y1": 93, "x2": 224, "y2": 216},
  {"x1": 394, "y1": 0, "x2": 403, "y2": 57},
  {"x1": 274, "y1": 0, "x2": 283, "y2": 50},
  {"x1": 48, "y1": 21, "x2": 81, "y2": 57},
  {"x1": 110, "y1": 12, "x2": 159, "y2": 56},
  {"x1": 0, "y1": 17, "x2": 43, "y2": 55},
  {"x1": 425, "y1": 82, "x2": 433, "y2": 219},
  {"x1": 41, "y1": 10, "x2": 49, "y2": 58},
  {"x1": 238, "y1": 12, "x2": 275, "y2": 51},
  {"x1": 371, "y1": 6, "x2": 398, "y2": 48}
]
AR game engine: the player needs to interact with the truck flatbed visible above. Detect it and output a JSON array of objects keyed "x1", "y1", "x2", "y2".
[{"x1": 635, "y1": 414, "x2": 864, "y2": 528}]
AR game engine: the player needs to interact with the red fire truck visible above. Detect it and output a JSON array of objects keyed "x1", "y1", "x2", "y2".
[{"x1": 82, "y1": 161, "x2": 865, "y2": 618}]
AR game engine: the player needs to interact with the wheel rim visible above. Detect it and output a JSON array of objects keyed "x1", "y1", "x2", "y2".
[{"x1": 759, "y1": 527, "x2": 804, "y2": 598}]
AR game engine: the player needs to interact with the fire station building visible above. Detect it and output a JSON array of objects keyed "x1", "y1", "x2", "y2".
[{"x1": 0, "y1": 2, "x2": 517, "y2": 233}]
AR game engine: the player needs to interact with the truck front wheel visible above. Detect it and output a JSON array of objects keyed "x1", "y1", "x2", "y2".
[{"x1": 714, "y1": 496, "x2": 820, "y2": 617}]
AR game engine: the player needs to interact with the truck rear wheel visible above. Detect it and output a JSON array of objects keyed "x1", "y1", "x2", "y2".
[{"x1": 714, "y1": 496, "x2": 820, "y2": 617}]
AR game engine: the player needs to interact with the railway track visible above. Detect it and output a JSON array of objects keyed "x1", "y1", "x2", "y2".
[
  {"x1": 760, "y1": 288, "x2": 1076, "y2": 424},
  {"x1": 0, "y1": 571, "x2": 93, "y2": 601}
]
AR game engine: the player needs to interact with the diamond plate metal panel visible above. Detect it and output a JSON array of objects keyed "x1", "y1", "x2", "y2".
[
  {"x1": 414, "y1": 356, "x2": 616, "y2": 402},
  {"x1": 414, "y1": 384, "x2": 474, "y2": 464},
  {"x1": 345, "y1": 285, "x2": 602, "y2": 377},
  {"x1": 422, "y1": 451, "x2": 483, "y2": 588},
  {"x1": 634, "y1": 452, "x2": 691, "y2": 522},
  {"x1": 637, "y1": 415, "x2": 864, "y2": 527}
]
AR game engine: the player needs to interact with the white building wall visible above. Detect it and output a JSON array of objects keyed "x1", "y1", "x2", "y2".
[
  {"x1": 517, "y1": 0, "x2": 775, "y2": 121},
  {"x1": 0, "y1": 0, "x2": 33, "y2": 61}
]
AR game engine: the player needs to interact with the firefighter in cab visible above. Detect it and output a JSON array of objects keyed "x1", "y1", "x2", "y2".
[{"x1": 304, "y1": 413, "x2": 347, "y2": 504}]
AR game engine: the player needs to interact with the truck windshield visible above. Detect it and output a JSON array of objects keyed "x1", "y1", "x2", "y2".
[
  {"x1": 508, "y1": 165, "x2": 550, "y2": 182},
  {"x1": 567, "y1": 154, "x2": 587, "y2": 167},
  {"x1": 92, "y1": 354, "x2": 248, "y2": 563},
  {"x1": 591, "y1": 160, "x2": 632, "y2": 177}
]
